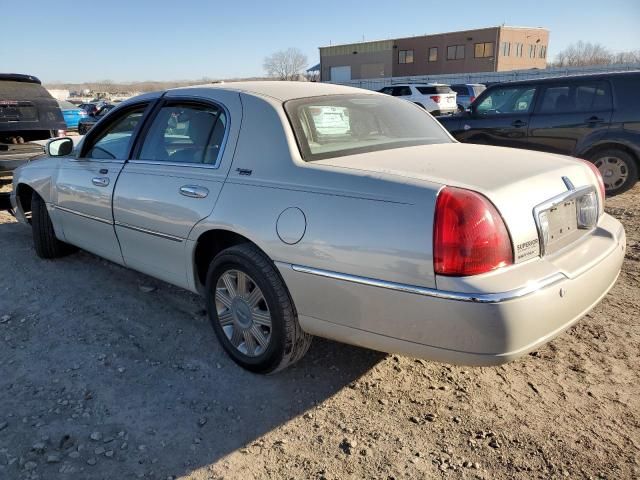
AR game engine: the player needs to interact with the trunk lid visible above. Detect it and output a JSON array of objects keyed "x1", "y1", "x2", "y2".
[{"x1": 315, "y1": 143, "x2": 600, "y2": 263}]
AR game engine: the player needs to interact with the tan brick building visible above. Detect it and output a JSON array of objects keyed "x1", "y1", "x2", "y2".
[{"x1": 319, "y1": 26, "x2": 549, "y2": 82}]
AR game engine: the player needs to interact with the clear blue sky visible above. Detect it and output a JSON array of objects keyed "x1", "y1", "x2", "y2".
[{"x1": 2, "y1": 0, "x2": 638, "y2": 83}]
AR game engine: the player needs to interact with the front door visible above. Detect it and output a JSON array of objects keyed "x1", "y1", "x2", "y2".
[
  {"x1": 112, "y1": 93, "x2": 240, "y2": 288},
  {"x1": 459, "y1": 84, "x2": 537, "y2": 148},
  {"x1": 54, "y1": 103, "x2": 150, "y2": 263},
  {"x1": 527, "y1": 80, "x2": 613, "y2": 155}
]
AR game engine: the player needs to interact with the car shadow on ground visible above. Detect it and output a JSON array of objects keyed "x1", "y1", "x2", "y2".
[{"x1": 0, "y1": 219, "x2": 384, "y2": 478}]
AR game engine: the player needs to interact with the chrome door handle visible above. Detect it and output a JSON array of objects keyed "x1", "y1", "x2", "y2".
[
  {"x1": 92, "y1": 177, "x2": 110, "y2": 187},
  {"x1": 179, "y1": 185, "x2": 209, "y2": 198}
]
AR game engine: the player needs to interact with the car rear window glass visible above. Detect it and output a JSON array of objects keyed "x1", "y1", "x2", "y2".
[
  {"x1": 138, "y1": 103, "x2": 226, "y2": 165},
  {"x1": 392, "y1": 86, "x2": 412, "y2": 96},
  {"x1": 417, "y1": 86, "x2": 453, "y2": 95},
  {"x1": 537, "y1": 82, "x2": 612, "y2": 113},
  {"x1": 284, "y1": 94, "x2": 453, "y2": 161}
]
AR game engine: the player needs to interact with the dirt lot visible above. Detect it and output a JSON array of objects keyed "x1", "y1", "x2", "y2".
[{"x1": 0, "y1": 187, "x2": 638, "y2": 480}]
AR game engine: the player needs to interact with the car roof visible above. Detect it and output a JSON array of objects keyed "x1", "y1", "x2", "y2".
[
  {"x1": 389, "y1": 83, "x2": 449, "y2": 87},
  {"x1": 0, "y1": 73, "x2": 41, "y2": 84},
  {"x1": 486, "y1": 70, "x2": 640, "y2": 88},
  {"x1": 171, "y1": 81, "x2": 376, "y2": 102}
]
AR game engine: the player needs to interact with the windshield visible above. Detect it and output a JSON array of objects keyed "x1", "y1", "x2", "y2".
[{"x1": 284, "y1": 94, "x2": 452, "y2": 161}]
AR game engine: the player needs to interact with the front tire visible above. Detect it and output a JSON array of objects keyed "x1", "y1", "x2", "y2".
[
  {"x1": 205, "y1": 243, "x2": 312, "y2": 374},
  {"x1": 589, "y1": 148, "x2": 638, "y2": 196},
  {"x1": 31, "y1": 192, "x2": 75, "y2": 259}
]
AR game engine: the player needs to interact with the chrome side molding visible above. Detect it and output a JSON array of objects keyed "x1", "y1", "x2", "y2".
[{"x1": 285, "y1": 263, "x2": 566, "y2": 304}]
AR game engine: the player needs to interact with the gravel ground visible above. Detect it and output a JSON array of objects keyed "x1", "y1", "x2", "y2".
[{"x1": 0, "y1": 186, "x2": 638, "y2": 480}]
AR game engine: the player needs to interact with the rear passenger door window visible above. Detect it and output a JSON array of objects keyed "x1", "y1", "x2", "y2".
[
  {"x1": 536, "y1": 82, "x2": 612, "y2": 114},
  {"x1": 138, "y1": 103, "x2": 227, "y2": 165},
  {"x1": 392, "y1": 87, "x2": 412, "y2": 97}
]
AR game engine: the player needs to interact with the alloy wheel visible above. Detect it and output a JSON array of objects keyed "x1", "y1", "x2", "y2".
[
  {"x1": 215, "y1": 269, "x2": 272, "y2": 357},
  {"x1": 594, "y1": 156, "x2": 628, "y2": 191}
]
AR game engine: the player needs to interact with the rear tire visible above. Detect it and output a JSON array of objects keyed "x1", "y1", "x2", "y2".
[
  {"x1": 205, "y1": 243, "x2": 312, "y2": 374},
  {"x1": 31, "y1": 192, "x2": 75, "y2": 259},
  {"x1": 589, "y1": 148, "x2": 638, "y2": 196}
]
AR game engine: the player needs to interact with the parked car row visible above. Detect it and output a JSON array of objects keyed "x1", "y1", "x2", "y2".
[
  {"x1": 77, "y1": 103, "x2": 116, "y2": 134},
  {"x1": 437, "y1": 71, "x2": 640, "y2": 195}
]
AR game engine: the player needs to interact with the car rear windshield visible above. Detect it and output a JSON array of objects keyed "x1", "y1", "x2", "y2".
[
  {"x1": 284, "y1": 94, "x2": 452, "y2": 161},
  {"x1": 416, "y1": 86, "x2": 452, "y2": 95},
  {"x1": 0, "y1": 81, "x2": 47, "y2": 123}
]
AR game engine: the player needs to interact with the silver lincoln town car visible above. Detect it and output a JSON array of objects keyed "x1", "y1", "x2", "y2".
[{"x1": 11, "y1": 82, "x2": 626, "y2": 373}]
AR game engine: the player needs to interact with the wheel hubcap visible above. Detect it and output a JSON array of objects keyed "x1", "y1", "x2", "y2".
[
  {"x1": 215, "y1": 269, "x2": 272, "y2": 357},
  {"x1": 594, "y1": 156, "x2": 628, "y2": 191}
]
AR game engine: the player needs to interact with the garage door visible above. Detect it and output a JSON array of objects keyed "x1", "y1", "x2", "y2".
[{"x1": 330, "y1": 66, "x2": 352, "y2": 82}]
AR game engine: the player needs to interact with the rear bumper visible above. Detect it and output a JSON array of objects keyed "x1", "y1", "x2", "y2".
[{"x1": 277, "y1": 214, "x2": 625, "y2": 365}]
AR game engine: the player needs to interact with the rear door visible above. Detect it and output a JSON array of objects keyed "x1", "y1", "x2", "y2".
[
  {"x1": 54, "y1": 102, "x2": 152, "y2": 263},
  {"x1": 458, "y1": 84, "x2": 537, "y2": 148},
  {"x1": 527, "y1": 80, "x2": 613, "y2": 155},
  {"x1": 112, "y1": 91, "x2": 241, "y2": 288}
]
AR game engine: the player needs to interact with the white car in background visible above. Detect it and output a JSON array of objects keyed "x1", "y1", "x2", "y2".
[{"x1": 378, "y1": 83, "x2": 457, "y2": 115}]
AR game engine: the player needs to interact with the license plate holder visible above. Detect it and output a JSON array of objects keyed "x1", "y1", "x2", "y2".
[
  {"x1": 534, "y1": 185, "x2": 597, "y2": 256},
  {"x1": 545, "y1": 200, "x2": 578, "y2": 248}
]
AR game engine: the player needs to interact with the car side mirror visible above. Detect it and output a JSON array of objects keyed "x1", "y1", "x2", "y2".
[{"x1": 47, "y1": 137, "x2": 74, "y2": 157}]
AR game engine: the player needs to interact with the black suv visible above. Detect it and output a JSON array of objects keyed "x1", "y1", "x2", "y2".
[
  {"x1": 437, "y1": 71, "x2": 640, "y2": 195},
  {"x1": 1, "y1": 73, "x2": 66, "y2": 210}
]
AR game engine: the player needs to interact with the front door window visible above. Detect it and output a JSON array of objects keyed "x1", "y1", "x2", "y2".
[{"x1": 82, "y1": 106, "x2": 147, "y2": 160}]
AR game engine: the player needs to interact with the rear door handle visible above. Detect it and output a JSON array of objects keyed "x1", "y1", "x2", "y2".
[
  {"x1": 179, "y1": 185, "x2": 209, "y2": 198},
  {"x1": 511, "y1": 120, "x2": 527, "y2": 128},
  {"x1": 92, "y1": 177, "x2": 110, "y2": 187}
]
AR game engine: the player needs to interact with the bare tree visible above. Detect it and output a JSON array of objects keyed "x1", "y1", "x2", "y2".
[
  {"x1": 263, "y1": 48, "x2": 308, "y2": 80},
  {"x1": 553, "y1": 41, "x2": 613, "y2": 67},
  {"x1": 612, "y1": 50, "x2": 640, "y2": 64}
]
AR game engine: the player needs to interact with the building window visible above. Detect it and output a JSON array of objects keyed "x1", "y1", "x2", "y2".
[
  {"x1": 428, "y1": 47, "x2": 438, "y2": 62},
  {"x1": 529, "y1": 44, "x2": 537, "y2": 58},
  {"x1": 539, "y1": 45, "x2": 547, "y2": 58},
  {"x1": 500, "y1": 42, "x2": 511, "y2": 56},
  {"x1": 398, "y1": 49, "x2": 414, "y2": 64},
  {"x1": 447, "y1": 45, "x2": 465, "y2": 60},
  {"x1": 515, "y1": 43, "x2": 524, "y2": 57},
  {"x1": 474, "y1": 42, "x2": 494, "y2": 58}
]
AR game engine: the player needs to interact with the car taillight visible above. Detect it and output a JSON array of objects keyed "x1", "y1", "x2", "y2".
[
  {"x1": 430, "y1": 95, "x2": 441, "y2": 103},
  {"x1": 469, "y1": 96, "x2": 476, "y2": 103},
  {"x1": 434, "y1": 187, "x2": 513, "y2": 276},
  {"x1": 581, "y1": 159, "x2": 606, "y2": 203}
]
